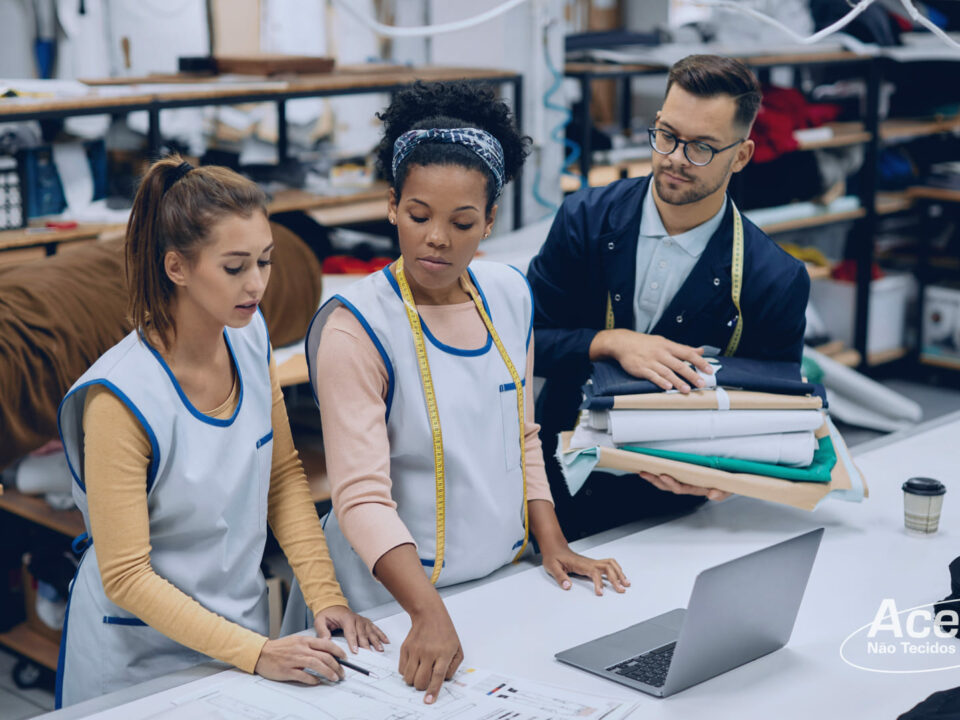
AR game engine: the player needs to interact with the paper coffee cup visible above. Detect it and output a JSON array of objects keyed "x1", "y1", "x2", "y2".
[{"x1": 902, "y1": 477, "x2": 947, "y2": 534}]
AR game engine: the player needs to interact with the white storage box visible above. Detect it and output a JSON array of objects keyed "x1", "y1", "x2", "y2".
[
  {"x1": 922, "y1": 284, "x2": 960, "y2": 369},
  {"x1": 809, "y1": 272, "x2": 914, "y2": 355}
]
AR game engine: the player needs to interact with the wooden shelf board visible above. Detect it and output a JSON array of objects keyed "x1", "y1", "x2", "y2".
[
  {"x1": 796, "y1": 123, "x2": 871, "y2": 151},
  {"x1": 0, "y1": 622, "x2": 60, "y2": 671},
  {"x1": 906, "y1": 186, "x2": 960, "y2": 204},
  {"x1": 815, "y1": 341, "x2": 861, "y2": 367},
  {"x1": 307, "y1": 199, "x2": 388, "y2": 227},
  {"x1": 0, "y1": 189, "x2": 390, "y2": 255},
  {"x1": 920, "y1": 355, "x2": 960, "y2": 370},
  {"x1": 565, "y1": 50, "x2": 862, "y2": 77},
  {"x1": 832, "y1": 349, "x2": 863, "y2": 367},
  {"x1": 876, "y1": 191, "x2": 915, "y2": 215},
  {"x1": 0, "y1": 487, "x2": 84, "y2": 538},
  {"x1": 277, "y1": 353, "x2": 308, "y2": 388},
  {"x1": 759, "y1": 208, "x2": 866, "y2": 235},
  {"x1": 867, "y1": 346, "x2": 910, "y2": 366},
  {"x1": 0, "y1": 224, "x2": 122, "y2": 252},
  {"x1": 805, "y1": 263, "x2": 832, "y2": 281},
  {"x1": 561, "y1": 160, "x2": 652, "y2": 192},
  {"x1": 267, "y1": 186, "x2": 388, "y2": 215},
  {"x1": 880, "y1": 116, "x2": 960, "y2": 141},
  {"x1": 1, "y1": 66, "x2": 518, "y2": 119}
]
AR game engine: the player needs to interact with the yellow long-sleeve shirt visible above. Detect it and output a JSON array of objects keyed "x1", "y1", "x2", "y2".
[{"x1": 82, "y1": 354, "x2": 346, "y2": 673}]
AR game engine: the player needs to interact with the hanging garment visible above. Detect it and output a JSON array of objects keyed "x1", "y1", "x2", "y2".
[
  {"x1": 286, "y1": 262, "x2": 532, "y2": 617},
  {"x1": 55, "y1": 312, "x2": 273, "y2": 708}
]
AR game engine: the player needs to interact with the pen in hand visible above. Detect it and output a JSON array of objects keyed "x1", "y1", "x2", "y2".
[{"x1": 336, "y1": 657, "x2": 371, "y2": 676}]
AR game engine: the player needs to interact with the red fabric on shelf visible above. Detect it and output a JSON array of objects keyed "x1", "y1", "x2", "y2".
[{"x1": 750, "y1": 86, "x2": 843, "y2": 164}]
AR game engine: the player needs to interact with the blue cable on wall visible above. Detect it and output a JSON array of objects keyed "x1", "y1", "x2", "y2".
[{"x1": 532, "y1": 29, "x2": 585, "y2": 215}]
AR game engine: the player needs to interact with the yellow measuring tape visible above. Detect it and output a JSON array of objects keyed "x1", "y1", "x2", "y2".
[
  {"x1": 723, "y1": 207, "x2": 744, "y2": 357},
  {"x1": 394, "y1": 257, "x2": 529, "y2": 584},
  {"x1": 604, "y1": 206, "x2": 745, "y2": 358}
]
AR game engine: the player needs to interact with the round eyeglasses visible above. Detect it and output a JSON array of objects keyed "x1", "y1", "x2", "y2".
[{"x1": 648, "y1": 128, "x2": 744, "y2": 167}]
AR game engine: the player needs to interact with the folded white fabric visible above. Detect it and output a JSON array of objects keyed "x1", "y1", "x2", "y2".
[
  {"x1": 638, "y1": 431, "x2": 817, "y2": 467},
  {"x1": 589, "y1": 408, "x2": 824, "y2": 444},
  {"x1": 570, "y1": 423, "x2": 816, "y2": 467}
]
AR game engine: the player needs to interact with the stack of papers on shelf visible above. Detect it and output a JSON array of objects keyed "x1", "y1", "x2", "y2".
[{"x1": 560, "y1": 357, "x2": 868, "y2": 510}]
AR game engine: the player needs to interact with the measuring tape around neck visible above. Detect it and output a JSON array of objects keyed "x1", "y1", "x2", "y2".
[
  {"x1": 604, "y1": 205, "x2": 745, "y2": 358},
  {"x1": 722, "y1": 206, "x2": 744, "y2": 357},
  {"x1": 393, "y1": 257, "x2": 529, "y2": 584}
]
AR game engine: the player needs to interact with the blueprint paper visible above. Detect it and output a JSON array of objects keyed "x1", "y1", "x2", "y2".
[{"x1": 83, "y1": 640, "x2": 638, "y2": 720}]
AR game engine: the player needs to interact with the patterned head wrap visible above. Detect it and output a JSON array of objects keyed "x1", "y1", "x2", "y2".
[{"x1": 391, "y1": 127, "x2": 506, "y2": 197}]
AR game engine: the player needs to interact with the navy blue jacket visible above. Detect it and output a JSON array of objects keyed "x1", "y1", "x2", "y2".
[{"x1": 528, "y1": 175, "x2": 809, "y2": 435}]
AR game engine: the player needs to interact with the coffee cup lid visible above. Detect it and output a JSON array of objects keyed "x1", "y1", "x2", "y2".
[{"x1": 902, "y1": 477, "x2": 946, "y2": 496}]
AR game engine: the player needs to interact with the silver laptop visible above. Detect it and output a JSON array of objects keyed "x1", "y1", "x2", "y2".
[{"x1": 556, "y1": 528, "x2": 824, "y2": 697}]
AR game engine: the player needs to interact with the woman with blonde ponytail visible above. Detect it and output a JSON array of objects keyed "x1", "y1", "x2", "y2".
[{"x1": 55, "y1": 156, "x2": 386, "y2": 708}]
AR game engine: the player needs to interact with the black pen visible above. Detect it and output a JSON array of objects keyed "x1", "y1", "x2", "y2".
[{"x1": 336, "y1": 657, "x2": 372, "y2": 676}]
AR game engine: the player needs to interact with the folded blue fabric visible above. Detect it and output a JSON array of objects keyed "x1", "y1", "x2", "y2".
[{"x1": 586, "y1": 356, "x2": 828, "y2": 407}]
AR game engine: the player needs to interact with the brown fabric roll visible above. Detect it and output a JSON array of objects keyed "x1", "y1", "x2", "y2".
[
  {"x1": 259, "y1": 222, "x2": 323, "y2": 348},
  {"x1": 0, "y1": 222, "x2": 322, "y2": 471}
]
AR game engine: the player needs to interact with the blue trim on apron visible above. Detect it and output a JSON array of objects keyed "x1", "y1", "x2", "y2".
[
  {"x1": 57, "y1": 379, "x2": 162, "y2": 494},
  {"x1": 381, "y1": 266, "x2": 494, "y2": 357},
  {"x1": 256, "y1": 430, "x2": 274, "y2": 448},
  {"x1": 257, "y1": 307, "x2": 271, "y2": 364},
  {"x1": 141, "y1": 331, "x2": 245, "y2": 427},
  {"x1": 102, "y1": 616, "x2": 147, "y2": 626},
  {"x1": 55, "y1": 551, "x2": 87, "y2": 709},
  {"x1": 331, "y1": 295, "x2": 396, "y2": 422},
  {"x1": 506, "y1": 264, "x2": 535, "y2": 350}
]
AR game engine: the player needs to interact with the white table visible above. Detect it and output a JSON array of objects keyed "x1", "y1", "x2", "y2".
[{"x1": 41, "y1": 411, "x2": 960, "y2": 719}]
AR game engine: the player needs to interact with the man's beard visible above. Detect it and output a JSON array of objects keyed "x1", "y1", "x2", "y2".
[{"x1": 653, "y1": 162, "x2": 730, "y2": 206}]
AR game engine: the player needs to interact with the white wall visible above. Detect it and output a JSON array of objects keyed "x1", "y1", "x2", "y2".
[{"x1": 427, "y1": 0, "x2": 566, "y2": 225}]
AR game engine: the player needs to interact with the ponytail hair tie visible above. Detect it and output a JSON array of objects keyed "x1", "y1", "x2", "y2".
[{"x1": 163, "y1": 161, "x2": 194, "y2": 195}]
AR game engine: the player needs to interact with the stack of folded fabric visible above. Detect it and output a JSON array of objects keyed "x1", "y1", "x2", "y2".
[{"x1": 561, "y1": 356, "x2": 868, "y2": 511}]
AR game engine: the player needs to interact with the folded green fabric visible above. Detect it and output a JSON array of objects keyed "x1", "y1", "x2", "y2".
[{"x1": 621, "y1": 436, "x2": 837, "y2": 483}]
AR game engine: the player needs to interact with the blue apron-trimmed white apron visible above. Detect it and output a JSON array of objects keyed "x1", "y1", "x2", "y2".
[
  {"x1": 55, "y1": 311, "x2": 274, "y2": 708},
  {"x1": 282, "y1": 261, "x2": 533, "y2": 626}
]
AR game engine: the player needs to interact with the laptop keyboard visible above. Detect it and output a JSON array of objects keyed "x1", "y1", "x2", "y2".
[{"x1": 606, "y1": 642, "x2": 677, "y2": 687}]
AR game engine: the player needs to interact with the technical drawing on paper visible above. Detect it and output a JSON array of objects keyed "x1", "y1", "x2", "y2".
[{"x1": 88, "y1": 644, "x2": 638, "y2": 720}]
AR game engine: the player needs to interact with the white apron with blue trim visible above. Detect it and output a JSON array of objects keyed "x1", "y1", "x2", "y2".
[
  {"x1": 283, "y1": 261, "x2": 532, "y2": 626},
  {"x1": 55, "y1": 312, "x2": 274, "y2": 708}
]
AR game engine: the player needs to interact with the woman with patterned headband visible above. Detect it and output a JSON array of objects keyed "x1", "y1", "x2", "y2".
[{"x1": 282, "y1": 81, "x2": 629, "y2": 705}]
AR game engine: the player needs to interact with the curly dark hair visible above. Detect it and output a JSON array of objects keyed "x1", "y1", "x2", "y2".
[{"x1": 375, "y1": 80, "x2": 531, "y2": 212}]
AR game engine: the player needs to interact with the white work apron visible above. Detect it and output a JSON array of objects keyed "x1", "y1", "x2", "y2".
[
  {"x1": 284, "y1": 261, "x2": 532, "y2": 626},
  {"x1": 55, "y1": 311, "x2": 274, "y2": 708}
]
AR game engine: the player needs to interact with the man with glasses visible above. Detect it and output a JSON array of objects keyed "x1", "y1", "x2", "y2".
[{"x1": 528, "y1": 54, "x2": 809, "y2": 539}]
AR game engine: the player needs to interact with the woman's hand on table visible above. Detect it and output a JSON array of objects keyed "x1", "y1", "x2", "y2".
[
  {"x1": 314, "y1": 604, "x2": 389, "y2": 653},
  {"x1": 254, "y1": 635, "x2": 345, "y2": 684},
  {"x1": 541, "y1": 543, "x2": 630, "y2": 596},
  {"x1": 401, "y1": 603, "x2": 464, "y2": 705}
]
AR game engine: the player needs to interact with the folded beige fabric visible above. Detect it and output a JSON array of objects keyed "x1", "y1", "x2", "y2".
[
  {"x1": 605, "y1": 389, "x2": 823, "y2": 411},
  {"x1": 559, "y1": 419, "x2": 868, "y2": 511}
]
